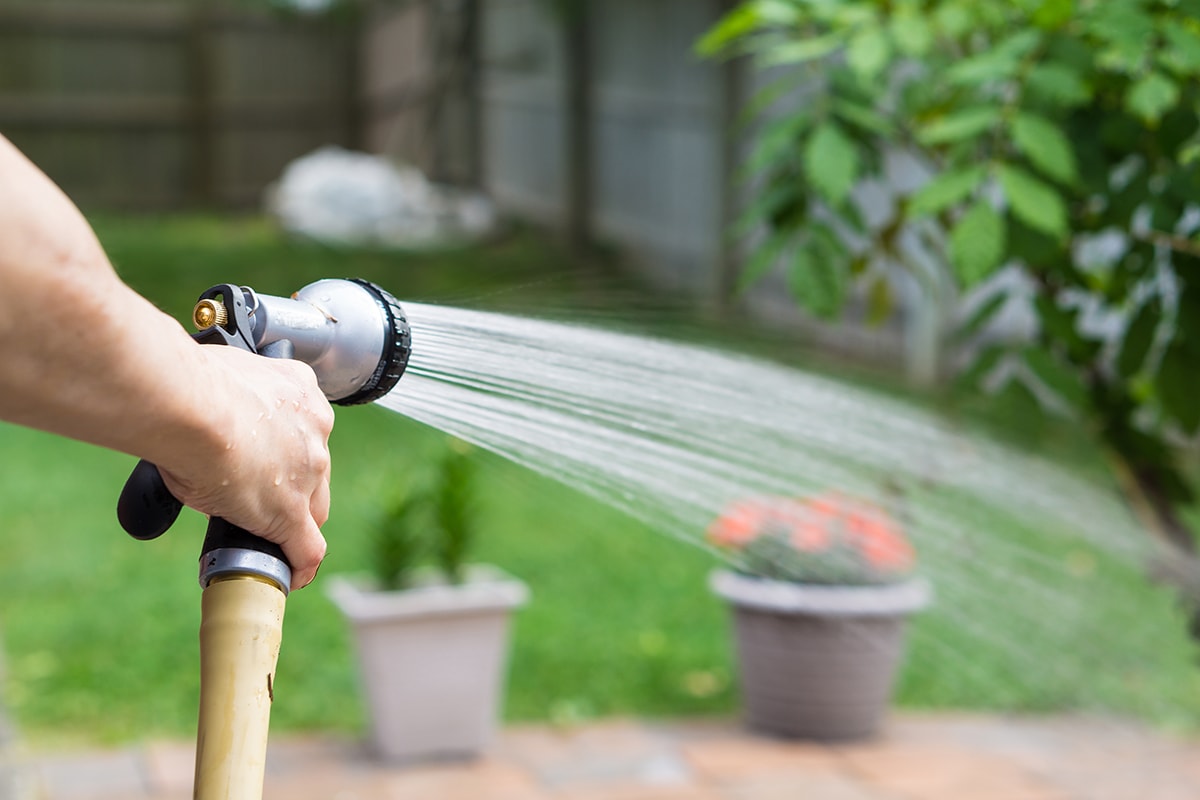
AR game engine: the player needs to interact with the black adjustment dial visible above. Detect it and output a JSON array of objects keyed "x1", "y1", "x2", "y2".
[{"x1": 334, "y1": 279, "x2": 413, "y2": 406}]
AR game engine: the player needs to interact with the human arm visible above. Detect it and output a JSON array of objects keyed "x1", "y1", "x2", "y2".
[{"x1": 0, "y1": 135, "x2": 331, "y2": 588}]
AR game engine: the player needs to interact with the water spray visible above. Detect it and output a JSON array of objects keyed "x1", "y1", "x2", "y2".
[{"x1": 116, "y1": 279, "x2": 411, "y2": 800}]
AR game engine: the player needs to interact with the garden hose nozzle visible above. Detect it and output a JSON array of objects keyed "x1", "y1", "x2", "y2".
[
  {"x1": 114, "y1": 278, "x2": 412, "y2": 800},
  {"x1": 117, "y1": 278, "x2": 413, "y2": 546}
]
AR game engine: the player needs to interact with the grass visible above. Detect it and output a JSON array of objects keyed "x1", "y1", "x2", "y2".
[{"x1": 2, "y1": 214, "x2": 1198, "y2": 746}]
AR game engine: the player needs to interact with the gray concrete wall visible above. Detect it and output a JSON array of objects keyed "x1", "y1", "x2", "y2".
[
  {"x1": 480, "y1": 0, "x2": 727, "y2": 297},
  {"x1": 477, "y1": 1, "x2": 916, "y2": 371},
  {"x1": 479, "y1": 0, "x2": 565, "y2": 221}
]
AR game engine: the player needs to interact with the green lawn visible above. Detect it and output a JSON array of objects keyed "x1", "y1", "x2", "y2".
[{"x1": 1, "y1": 215, "x2": 1197, "y2": 746}]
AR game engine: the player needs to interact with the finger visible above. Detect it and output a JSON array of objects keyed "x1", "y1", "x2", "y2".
[
  {"x1": 310, "y1": 477, "x2": 331, "y2": 528},
  {"x1": 284, "y1": 518, "x2": 327, "y2": 591}
]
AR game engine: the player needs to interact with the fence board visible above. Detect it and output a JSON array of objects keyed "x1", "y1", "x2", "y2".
[{"x1": 0, "y1": 0, "x2": 357, "y2": 210}]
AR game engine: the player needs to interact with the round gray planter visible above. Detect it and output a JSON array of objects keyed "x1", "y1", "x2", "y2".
[{"x1": 711, "y1": 569, "x2": 932, "y2": 742}]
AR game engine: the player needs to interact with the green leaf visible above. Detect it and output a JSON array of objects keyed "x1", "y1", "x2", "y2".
[
  {"x1": 1125, "y1": 72, "x2": 1180, "y2": 124},
  {"x1": 1010, "y1": 113, "x2": 1078, "y2": 185},
  {"x1": 755, "y1": 0, "x2": 804, "y2": 25},
  {"x1": 738, "y1": 233, "x2": 788, "y2": 292},
  {"x1": 847, "y1": 25, "x2": 891, "y2": 80},
  {"x1": 918, "y1": 108, "x2": 1001, "y2": 146},
  {"x1": 1117, "y1": 299, "x2": 1160, "y2": 377},
  {"x1": 696, "y1": 5, "x2": 761, "y2": 57},
  {"x1": 833, "y1": 100, "x2": 894, "y2": 136},
  {"x1": 760, "y1": 35, "x2": 842, "y2": 67},
  {"x1": 946, "y1": 53, "x2": 1020, "y2": 86},
  {"x1": 933, "y1": 3, "x2": 973, "y2": 38},
  {"x1": 732, "y1": 179, "x2": 805, "y2": 237},
  {"x1": 890, "y1": 10, "x2": 933, "y2": 56},
  {"x1": 804, "y1": 123, "x2": 859, "y2": 206},
  {"x1": 1024, "y1": 348, "x2": 1089, "y2": 412},
  {"x1": 1161, "y1": 25, "x2": 1200, "y2": 75},
  {"x1": 959, "y1": 292, "x2": 1008, "y2": 338},
  {"x1": 1032, "y1": 0, "x2": 1074, "y2": 29},
  {"x1": 956, "y1": 344, "x2": 1006, "y2": 390},
  {"x1": 1156, "y1": 342, "x2": 1200, "y2": 433},
  {"x1": 740, "y1": 113, "x2": 811, "y2": 178},
  {"x1": 909, "y1": 165, "x2": 986, "y2": 217},
  {"x1": 1024, "y1": 63, "x2": 1091, "y2": 107},
  {"x1": 1089, "y1": 3, "x2": 1154, "y2": 71},
  {"x1": 1034, "y1": 294, "x2": 1080, "y2": 346},
  {"x1": 997, "y1": 164, "x2": 1069, "y2": 240},
  {"x1": 788, "y1": 237, "x2": 847, "y2": 319},
  {"x1": 950, "y1": 201, "x2": 1006, "y2": 286}
]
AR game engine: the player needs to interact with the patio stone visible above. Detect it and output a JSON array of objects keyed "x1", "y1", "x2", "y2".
[
  {"x1": 33, "y1": 749, "x2": 148, "y2": 799},
  {"x1": 678, "y1": 737, "x2": 839, "y2": 781},
  {"x1": 16, "y1": 713, "x2": 1200, "y2": 800},
  {"x1": 141, "y1": 740, "x2": 192, "y2": 797},
  {"x1": 839, "y1": 740, "x2": 1061, "y2": 799}
]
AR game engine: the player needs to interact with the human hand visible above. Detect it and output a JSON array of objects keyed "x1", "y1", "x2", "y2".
[{"x1": 156, "y1": 346, "x2": 335, "y2": 590}]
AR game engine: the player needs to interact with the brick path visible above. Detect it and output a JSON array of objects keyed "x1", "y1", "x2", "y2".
[{"x1": 17, "y1": 713, "x2": 1200, "y2": 800}]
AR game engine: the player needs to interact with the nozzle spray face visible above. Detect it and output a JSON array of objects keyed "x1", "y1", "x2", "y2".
[{"x1": 321, "y1": 279, "x2": 413, "y2": 406}]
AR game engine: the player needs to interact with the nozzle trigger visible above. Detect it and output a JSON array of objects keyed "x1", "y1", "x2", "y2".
[{"x1": 118, "y1": 459, "x2": 184, "y2": 540}]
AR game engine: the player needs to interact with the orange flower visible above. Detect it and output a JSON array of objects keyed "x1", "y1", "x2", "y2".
[
  {"x1": 783, "y1": 498, "x2": 834, "y2": 552},
  {"x1": 707, "y1": 499, "x2": 770, "y2": 547},
  {"x1": 709, "y1": 491, "x2": 916, "y2": 584},
  {"x1": 846, "y1": 508, "x2": 914, "y2": 573}
]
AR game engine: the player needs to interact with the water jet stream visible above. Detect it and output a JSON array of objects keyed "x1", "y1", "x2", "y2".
[{"x1": 377, "y1": 301, "x2": 1200, "y2": 723}]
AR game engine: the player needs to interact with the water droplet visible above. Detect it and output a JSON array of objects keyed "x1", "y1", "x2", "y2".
[
  {"x1": 273, "y1": 475, "x2": 282, "y2": 486},
  {"x1": 220, "y1": 479, "x2": 230, "y2": 487},
  {"x1": 275, "y1": 397, "x2": 285, "y2": 409},
  {"x1": 293, "y1": 400, "x2": 301, "y2": 411}
]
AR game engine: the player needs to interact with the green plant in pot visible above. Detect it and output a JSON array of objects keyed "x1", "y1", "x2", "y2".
[
  {"x1": 708, "y1": 492, "x2": 931, "y2": 741},
  {"x1": 327, "y1": 438, "x2": 528, "y2": 762}
]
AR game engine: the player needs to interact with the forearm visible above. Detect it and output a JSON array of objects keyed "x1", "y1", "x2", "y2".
[
  {"x1": 0, "y1": 135, "x2": 332, "y2": 588},
  {"x1": 0, "y1": 136, "x2": 221, "y2": 467}
]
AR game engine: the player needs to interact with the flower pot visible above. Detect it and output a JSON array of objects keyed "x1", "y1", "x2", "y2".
[
  {"x1": 711, "y1": 569, "x2": 931, "y2": 742},
  {"x1": 326, "y1": 566, "x2": 528, "y2": 762}
]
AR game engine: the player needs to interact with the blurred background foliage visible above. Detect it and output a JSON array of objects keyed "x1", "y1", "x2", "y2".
[{"x1": 702, "y1": 0, "x2": 1200, "y2": 609}]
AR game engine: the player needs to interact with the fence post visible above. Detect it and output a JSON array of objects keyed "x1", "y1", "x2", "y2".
[
  {"x1": 714, "y1": 0, "x2": 745, "y2": 313},
  {"x1": 461, "y1": 0, "x2": 482, "y2": 186},
  {"x1": 343, "y1": 5, "x2": 364, "y2": 152},
  {"x1": 187, "y1": 0, "x2": 218, "y2": 207},
  {"x1": 562, "y1": 0, "x2": 592, "y2": 255}
]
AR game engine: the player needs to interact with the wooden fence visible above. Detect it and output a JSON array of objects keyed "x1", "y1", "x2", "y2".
[
  {"x1": 0, "y1": 1, "x2": 359, "y2": 209},
  {"x1": 361, "y1": 0, "x2": 479, "y2": 187}
]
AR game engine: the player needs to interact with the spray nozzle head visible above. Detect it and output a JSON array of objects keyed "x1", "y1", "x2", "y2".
[{"x1": 192, "y1": 279, "x2": 412, "y2": 405}]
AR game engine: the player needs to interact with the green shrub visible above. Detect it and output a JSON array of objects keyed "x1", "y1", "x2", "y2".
[
  {"x1": 701, "y1": 0, "x2": 1200, "y2": 599},
  {"x1": 371, "y1": 437, "x2": 479, "y2": 589}
]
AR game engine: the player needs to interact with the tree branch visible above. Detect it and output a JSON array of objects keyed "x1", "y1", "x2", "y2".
[{"x1": 1133, "y1": 229, "x2": 1200, "y2": 259}]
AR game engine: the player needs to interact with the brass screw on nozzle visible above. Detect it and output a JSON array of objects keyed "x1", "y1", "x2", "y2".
[{"x1": 193, "y1": 299, "x2": 228, "y2": 331}]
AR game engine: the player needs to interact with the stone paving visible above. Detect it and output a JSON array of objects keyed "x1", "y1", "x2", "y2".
[{"x1": 16, "y1": 713, "x2": 1200, "y2": 800}]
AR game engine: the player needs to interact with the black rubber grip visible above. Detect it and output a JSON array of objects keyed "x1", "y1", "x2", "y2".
[
  {"x1": 201, "y1": 517, "x2": 288, "y2": 562},
  {"x1": 118, "y1": 459, "x2": 184, "y2": 540}
]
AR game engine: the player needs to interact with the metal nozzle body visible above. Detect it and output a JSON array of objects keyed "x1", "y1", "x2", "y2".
[
  {"x1": 248, "y1": 281, "x2": 392, "y2": 403},
  {"x1": 192, "y1": 278, "x2": 411, "y2": 406}
]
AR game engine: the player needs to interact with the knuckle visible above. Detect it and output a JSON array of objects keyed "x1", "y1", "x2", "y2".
[
  {"x1": 309, "y1": 444, "x2": 331, "y2": 474},
  {"x1": 317, "y1": 404, "x2": 335, "y2": 434}
]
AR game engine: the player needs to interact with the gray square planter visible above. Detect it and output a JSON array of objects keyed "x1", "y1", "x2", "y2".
[
  {"x1": 326, "y1": 566, "x2": 528, "y2": 762},
  {"x1": 711, "y1": 569, "x2": 931, "y2": 742}
]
